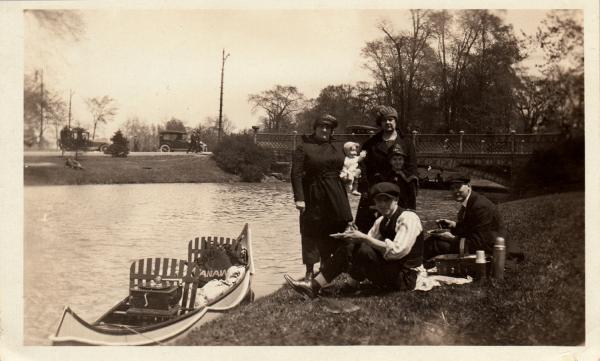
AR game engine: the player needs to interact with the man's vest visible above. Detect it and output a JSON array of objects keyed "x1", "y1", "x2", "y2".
[{"x1": 379, "y1": 206, "x2": 424, "y2": 268}]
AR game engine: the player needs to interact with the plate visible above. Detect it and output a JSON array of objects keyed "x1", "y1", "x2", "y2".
[
  {"x1": 330, "y1": 232, "x2": 349, "y2": 239},
  {"x1": 428, "y1": 228, "x2": 450, "y2": 234}
]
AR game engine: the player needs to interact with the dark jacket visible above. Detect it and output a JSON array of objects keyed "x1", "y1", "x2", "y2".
[
  {"x1": 374, "y1": 170, "x2": 419, "y2": 210},
  {"x1": 291, "y1": 134, "x2": 353, "y2": 238},
  {"x1": 359, "y1": 130, "x2": 418, "y2": 191},
  {"x1": 451, "y1": 191, "x2": 502, "y2": 253},
  {"x1": 354, "y1": 130, "x2": 418, "y2": 232}
]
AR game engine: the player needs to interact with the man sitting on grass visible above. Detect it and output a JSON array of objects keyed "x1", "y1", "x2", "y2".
[
  {"x1": 284, "y1": 182, "x2": 425, "y2": 298},
  {"x1": 424, "y1": 177, "x2": 502, "y2": 260}
]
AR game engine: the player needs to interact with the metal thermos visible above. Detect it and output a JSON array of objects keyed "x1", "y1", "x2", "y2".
[
  {"x1": 475, "y1": 250, "x2": 487, "y2": 281},
  {"x1": 493, "y1": 237, "x2": 506, "y2": 279}
]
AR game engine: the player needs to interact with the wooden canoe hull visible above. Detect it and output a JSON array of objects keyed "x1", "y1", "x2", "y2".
[
  {"x1": 49, "y1": 304, "x2": 209, "y2": 346},
  {"x1": 49, "y1": 224, "x2": 254, "y2": 346}
]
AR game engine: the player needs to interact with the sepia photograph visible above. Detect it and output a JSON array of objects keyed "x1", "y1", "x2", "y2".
[{"x1": 1, "y1": 0, "x2": 598, "y2": 360}]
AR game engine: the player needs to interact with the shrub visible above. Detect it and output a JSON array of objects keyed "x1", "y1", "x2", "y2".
[
  {"x1": 513, "y1": 135, "x2": 584, "y2": 197},
  {"x1": 213, "y1": 134, "x2": 274, "y2": 182},
  {"x1": 108, "y1": 130, "x2": 130, "y2": 158}
]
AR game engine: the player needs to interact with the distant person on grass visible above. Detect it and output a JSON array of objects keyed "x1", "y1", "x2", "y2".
[
  {"x1": 291, "y1": 114, "x2": 354, "y2": 281},
  {"x1": 424, "y1": 177, "x2": 502, "y2": 260},
  {"x1": 284, "y1": 182, "x2": 425, "y2": 298},
  {"x1": 355, "y1": 105, "x2": 418, "y2": 232}
]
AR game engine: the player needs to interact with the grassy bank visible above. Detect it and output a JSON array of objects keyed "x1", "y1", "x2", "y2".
[
  {"x1": 176, "y1": 191, "x2": 584, "y2": 345},
  {"x1": 24, "y1": 154, "x2": 240, "y2": 185}
]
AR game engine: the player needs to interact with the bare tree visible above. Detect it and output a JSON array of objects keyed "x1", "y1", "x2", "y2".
[
  {"x1": 24, "y1": 70, "x2": 68, "y2": 148},
  {"x1": 85, "y1": 96, "x2": 118, "y2": 140},
  {"x1": 25, "y1": 10, "x2": 85, "y2": 41},
  {"x1": 248, "y1": 85, "x2": 305, "y2": 133}
]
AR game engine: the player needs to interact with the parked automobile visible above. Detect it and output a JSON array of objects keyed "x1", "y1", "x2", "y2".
[
  {"x1": 345, "y1": 125, "x2": 378, "y2": 135},
  {"x1": 158, "y1": 130, "x2": 206, "y2": 152},
  {"x1": 59, "y1": 126, "x2": 110, "y2": 152}
]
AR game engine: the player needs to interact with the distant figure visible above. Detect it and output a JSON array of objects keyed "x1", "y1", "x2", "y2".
[
  {"x1": 442, "y1": 138, "x2": 450, "y2": 152},
  {"x1": 65, "y1": 157, "x2": 84, "y2": 170},
  {"x1": 340, "y1": 141, "x2": 366, "y2": 196},
  {"x1": 187, "y1": 132, "x2": 198, "y2": 153}
]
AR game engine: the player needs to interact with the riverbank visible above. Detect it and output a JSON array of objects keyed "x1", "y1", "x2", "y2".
[
  {"x1": 175, "y1": 191, "x2": 584, "y2": 345},
  {"x1": 24, "y1": 153, "x2": 240, "y2": 185}
]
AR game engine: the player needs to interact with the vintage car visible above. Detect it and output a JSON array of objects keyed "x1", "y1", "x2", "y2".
[
  {"x1": 59, "y1": 127, "x2": 110, "y2": 152},
  {"x1": 345, "y1": 125, "x2": 378, "y2": 135},
  {"x1": 158, "y1": 130, "x2": 206, "y2": 152}
]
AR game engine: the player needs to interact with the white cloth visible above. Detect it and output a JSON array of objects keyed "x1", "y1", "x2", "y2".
[
  {"x1": 414, "y1": 270, "x2": 473, "y2": 291},
  {"x1": 196, "y1": 266, "x2": 246, "y2": 303},
  {"x1": 368, "y1": 210, "x2": 423, "y2": 261}
]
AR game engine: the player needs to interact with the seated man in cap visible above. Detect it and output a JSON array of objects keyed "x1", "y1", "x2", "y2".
[
  {"x1": 424, "y1": 177, "x2": 502, "y2": 260},
  {"x1": 284, "y1": 182, "x2": 425, "y2": 298}
]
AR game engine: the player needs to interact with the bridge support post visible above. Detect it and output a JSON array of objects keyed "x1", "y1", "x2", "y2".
[
  {"x1": 510, "y1": 130, "x2": 516, "y2": 154},
  {"x1": 292, "y1": 131, "x2": 298, "y2": 151},
  {"x1": 412, "y1": 130, "x2": 418, "y2": 150}
]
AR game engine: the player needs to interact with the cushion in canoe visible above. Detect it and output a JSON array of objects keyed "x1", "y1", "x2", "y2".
[
  {"x1": 188, "y1": 235, "x2": 248, "y2": 285},
  {"x1": 194, "y1": 265, "x2": 247, "y2": 308},
  {"x1": 188, "y1": 235, "x2": 248, "y2": 267}
]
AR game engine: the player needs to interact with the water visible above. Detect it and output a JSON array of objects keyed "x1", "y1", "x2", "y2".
[{"x1": 24, "y1": 182, "x2": 463, "y2": 345}]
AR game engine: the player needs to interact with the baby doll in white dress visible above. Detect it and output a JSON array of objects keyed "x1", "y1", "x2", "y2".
[{"x1": 340, "y1": 141, "x2": 366, "y2": 196}]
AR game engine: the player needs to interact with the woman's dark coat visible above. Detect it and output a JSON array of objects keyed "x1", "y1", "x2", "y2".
[{"x1": 291, "y1": 134, "x2": 353, "y2": 264}]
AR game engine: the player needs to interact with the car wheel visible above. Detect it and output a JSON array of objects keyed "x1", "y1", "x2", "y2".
[
  {"x1": 160, "y1": 145, "x2": 171, "y2": 152},
  {"x1": 99, "y1": 144, "x2": 109, "y2": 153}
]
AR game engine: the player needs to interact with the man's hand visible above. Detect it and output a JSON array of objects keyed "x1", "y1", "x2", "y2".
[
  {"x1": 436, "y1": 218, "x2": 456, "y2": 228},
  {"x1": 437, "y1": 231, "x2": 456, "y2": 241},
  {"x1": 295, "y1": 201, "x2": 305, "y2": 213},
  {"x1": 338, "y1": 229, "x2": 367, "y2": 243}
]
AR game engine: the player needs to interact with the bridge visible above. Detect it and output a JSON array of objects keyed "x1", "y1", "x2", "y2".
[{"x1": 255, "y1": 131, "x2": 564, "y2": 186}]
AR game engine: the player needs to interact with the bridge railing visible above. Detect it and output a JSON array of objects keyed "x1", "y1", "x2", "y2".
[
  {"x1": 256, "y1": 132, "x2": 563, "y2": 161},
  {"x1": 413, "y1": 133, "x2": 563, "y2": 154}
]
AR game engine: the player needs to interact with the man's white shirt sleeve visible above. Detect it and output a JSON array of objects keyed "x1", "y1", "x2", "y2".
[{"x1": 384, "y1": 211, "x2": 422, "y2": 260}]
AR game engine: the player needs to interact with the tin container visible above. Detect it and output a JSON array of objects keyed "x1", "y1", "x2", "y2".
[{"x1": 433, "y1": 253, "x2": 492, "y2": 278}]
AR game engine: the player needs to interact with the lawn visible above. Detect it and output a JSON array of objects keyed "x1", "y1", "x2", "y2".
[
  {"x1": 23, "y1": 154, "x2": 239, "y2": 185},
  {"x1": 176, "y1": 192, "x2": 585, "y2": 345}
]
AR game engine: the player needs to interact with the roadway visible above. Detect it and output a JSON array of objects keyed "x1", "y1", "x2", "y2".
[{"x1": 24, "y1": 150, "x2": 213, "y2": 157}]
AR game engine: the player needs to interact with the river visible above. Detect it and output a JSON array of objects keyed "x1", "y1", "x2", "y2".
[{"x1": 24, "y1": 182, "x2": 489, "y2": 345}]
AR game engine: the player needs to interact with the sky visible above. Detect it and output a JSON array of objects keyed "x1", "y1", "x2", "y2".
[{"x1": 25, "y1": 8, "x2": 562, "y2": 139}]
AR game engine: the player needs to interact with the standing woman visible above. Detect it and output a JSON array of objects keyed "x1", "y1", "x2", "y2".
[
  {"x1": 291, "y1": 114, "x2": 354, "y2": 280},
  {"x1": 354, "y1": 105, "x2": 418, "y2": 232}
]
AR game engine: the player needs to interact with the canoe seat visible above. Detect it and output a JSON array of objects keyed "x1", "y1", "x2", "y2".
[{"x1": 129, "y1": 258, "x2": 201, "y2": 315}]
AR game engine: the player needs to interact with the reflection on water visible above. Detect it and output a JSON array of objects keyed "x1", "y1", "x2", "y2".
[{"x1": 24, "y1": 182, "x2": 471, "y2": 345}]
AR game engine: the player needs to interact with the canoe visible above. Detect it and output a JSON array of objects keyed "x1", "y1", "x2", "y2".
[{"x1": 49, "y1": 223, "x2": 254, "y2": 346}]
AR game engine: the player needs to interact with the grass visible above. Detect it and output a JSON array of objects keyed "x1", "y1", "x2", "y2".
[
  {"x1": 23, "y1": 154, "x2": 240, "y2": 185},
  {"x1": 176, "y1": 191, "x2": 584, "y2": 345}
]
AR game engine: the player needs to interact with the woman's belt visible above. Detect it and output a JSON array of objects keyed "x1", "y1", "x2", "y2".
[{"x1": 306, "y1": 171, "x2": 340, "y2": 180}]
